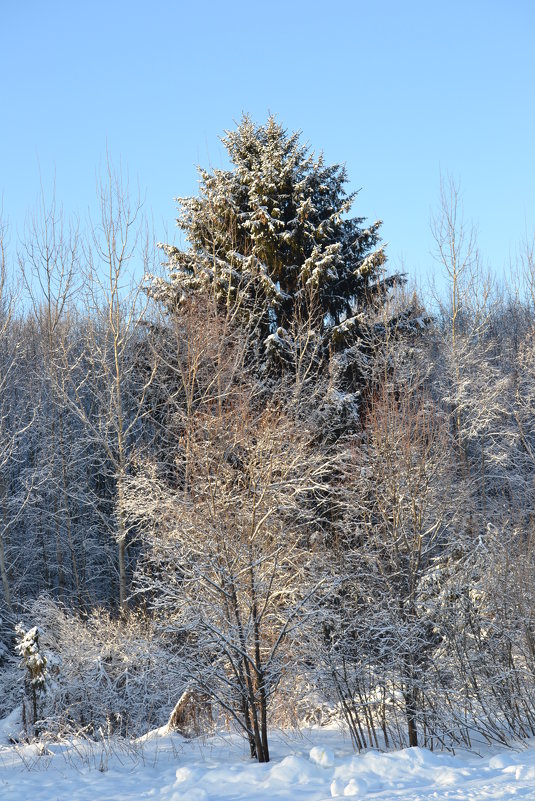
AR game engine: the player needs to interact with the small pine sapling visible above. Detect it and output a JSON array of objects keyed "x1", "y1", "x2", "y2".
[{"x1": 15, "y1": 623, "x2": 47, "y2": 737}]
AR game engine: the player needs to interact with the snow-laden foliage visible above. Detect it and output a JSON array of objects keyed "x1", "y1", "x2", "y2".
[
  {"x1": 15, "y1": 624, "x2": 47, "y2": 690},
  {"x1": 15, "y1": 599, "x2": 180, "y2": 738},
  {"x1": 152, "y1": 116, "x2": 414, "y2": 431},
  {"x1": 153, "y1": 116, "x2": 387, "y2": 330}
]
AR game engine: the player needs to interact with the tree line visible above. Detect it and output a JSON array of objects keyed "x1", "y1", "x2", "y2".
[{"x1": 1, "y1": 117, "x2": 535, "y2": 761}]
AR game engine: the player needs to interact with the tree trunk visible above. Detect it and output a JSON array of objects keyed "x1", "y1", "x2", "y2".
[{"x1": 404, "y1": 688, "x2": 419, "y2": 747}]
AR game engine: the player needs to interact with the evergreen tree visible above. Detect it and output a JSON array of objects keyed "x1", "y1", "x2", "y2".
[
  {"x1": 153, "y1": 116, "x2": 402, "y2": 419},
  {"x1": 15, "y1": 623, "x2": 47, "y2": 736}
]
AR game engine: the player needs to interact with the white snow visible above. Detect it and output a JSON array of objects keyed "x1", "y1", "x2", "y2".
[{"x1": 1, "y1": 722, "x2": 535, "y2": 800}]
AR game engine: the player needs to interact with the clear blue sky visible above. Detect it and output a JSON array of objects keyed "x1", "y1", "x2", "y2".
[{"x1": 2, "y1": 0, "x2": 534, "y2": 292}]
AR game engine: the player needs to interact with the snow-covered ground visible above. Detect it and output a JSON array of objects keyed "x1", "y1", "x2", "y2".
[{"x1": 1, "y1": 720, "x2": 535, "y2": 800}]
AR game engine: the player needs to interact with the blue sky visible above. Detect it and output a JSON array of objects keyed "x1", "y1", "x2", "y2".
[{"x1": 1, "y1": 0, "x2": 534, "y2": 292}]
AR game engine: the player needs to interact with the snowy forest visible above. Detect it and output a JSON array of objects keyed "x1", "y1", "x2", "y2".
[{"x1": 2, "y1": 115, "x2": 535, "y2": 763}]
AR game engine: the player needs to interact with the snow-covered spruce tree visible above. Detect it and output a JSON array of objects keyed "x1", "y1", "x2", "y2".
[
  {"x1": 152, "y1": 115, "x2": 404, "y2": 428},
  {"x1": 15, "y1": 623, "x2": 47, "y2": 737}
]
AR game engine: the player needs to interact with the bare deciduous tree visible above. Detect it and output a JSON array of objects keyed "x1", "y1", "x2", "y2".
[
  {"x1": 52, "y1": 163, "x2": 157, "y2": 610},
  {"x1": 125, "y1": 302, "x2": 339, "y2": 761}
]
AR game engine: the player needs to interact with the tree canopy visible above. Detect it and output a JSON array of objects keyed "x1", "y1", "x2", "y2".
[{"x1": 159, "y1": 119, "x2": 393, "y2": 337}]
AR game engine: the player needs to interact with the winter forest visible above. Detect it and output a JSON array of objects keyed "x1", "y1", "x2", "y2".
[{"x1": 3, "y1": 115, "x2": 535, "y2": 763}]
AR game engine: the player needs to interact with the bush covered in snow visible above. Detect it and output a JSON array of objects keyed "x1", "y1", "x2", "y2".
[{"x1": 18, "y1": 597, "x2": 183, "y2": 738}]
